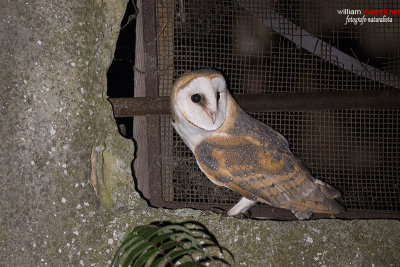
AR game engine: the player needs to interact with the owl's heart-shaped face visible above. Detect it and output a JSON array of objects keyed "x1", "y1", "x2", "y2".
[{"x1": 175, "y1": 76, "x2": 227, "y2": 131}]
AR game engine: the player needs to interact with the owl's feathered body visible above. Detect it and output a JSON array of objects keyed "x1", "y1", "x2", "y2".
[{"x1": 171, "y1": 69, "x2": 345, "y2": 219}]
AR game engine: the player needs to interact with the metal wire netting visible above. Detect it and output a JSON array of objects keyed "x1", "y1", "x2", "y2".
[{"x1": 155, "y1": 0, "x2": 400, "y2": 214}]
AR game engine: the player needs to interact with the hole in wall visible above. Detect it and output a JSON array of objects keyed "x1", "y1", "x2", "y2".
[{"x1": 107, "y1": 0, "x2": 137, "y2": 139}]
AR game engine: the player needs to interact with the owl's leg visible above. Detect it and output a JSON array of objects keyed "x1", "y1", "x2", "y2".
[{"x1": 227, "y1": 197, "x2": 257, "y2": 216}]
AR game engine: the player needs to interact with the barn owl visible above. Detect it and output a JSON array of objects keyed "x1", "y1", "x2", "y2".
[{"x1": 170, "y1": 69, "x2": 345, "y2": 219}]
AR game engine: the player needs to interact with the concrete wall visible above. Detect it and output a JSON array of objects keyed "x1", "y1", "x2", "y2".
[{"x1": 1, "y1": 0, "x2": 399, "y2": 266}]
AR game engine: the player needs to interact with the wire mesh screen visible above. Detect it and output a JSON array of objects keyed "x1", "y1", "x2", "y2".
[{"x1": 153, "y1": 0, "x2": 400, "y2": 217}]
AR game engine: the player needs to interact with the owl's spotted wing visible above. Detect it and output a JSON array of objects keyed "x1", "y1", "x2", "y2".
[{"x1": 194, "y1": 111, "x2": 344, "y2": 215}]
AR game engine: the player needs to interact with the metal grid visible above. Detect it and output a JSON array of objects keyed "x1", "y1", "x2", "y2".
[
  {"x1": 161, "y1": 110, "x2": 400, "y2": 212},
  {"x1": 153, "y1": 0, "x2": 400, "y2": 217}
]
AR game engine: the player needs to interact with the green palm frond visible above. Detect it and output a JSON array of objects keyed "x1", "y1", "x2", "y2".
[{"x1": 111, "y1": 221, "x2": 233, "y2": 267}]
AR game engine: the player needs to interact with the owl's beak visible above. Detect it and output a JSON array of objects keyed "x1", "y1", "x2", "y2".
[{"x1": 203, "y1": 107, "x2": 216, "y2": 124}]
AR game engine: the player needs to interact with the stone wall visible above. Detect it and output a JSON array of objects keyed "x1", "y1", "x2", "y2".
[{"x1": 1, "y1": 0, "x2": 399, "y2": 266}]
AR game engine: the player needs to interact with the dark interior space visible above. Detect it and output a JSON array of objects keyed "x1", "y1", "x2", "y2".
[{"x1": 107, "y1": 0, "x2": 136, "y2": 139}]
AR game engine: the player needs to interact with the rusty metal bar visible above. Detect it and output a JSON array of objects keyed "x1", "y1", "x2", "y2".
[
  {"x1": 109, "y1": 90, "x2": 400, "y2": 117},
  {"x1": 110, "y1": 96, "x2": 169, "y2": 116}
]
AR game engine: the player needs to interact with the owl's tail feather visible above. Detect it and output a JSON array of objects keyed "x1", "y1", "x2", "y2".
[
  {"x1": 315, "y1": 197, "x2": 346, "y2": 214},
  {"x1": 283, "y1": 180, "x2": 346, "y2": 217},
  {"x1": 285, "y1": 196, "x2": 345, "y2": 218},
  {"x1": 314, "y1": 179, "x2": 342, "y2": 199},
  {"x1": 308, "y1": 179, "x2": 346, "y2": 214}
]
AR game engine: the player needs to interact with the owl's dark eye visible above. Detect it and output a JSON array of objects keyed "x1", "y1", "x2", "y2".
[
  {"x1": 217, "y1": 91, "x2": 220, "y2": 101},
  {"x1": 191, "y1": 94, "x2": 201, "y2": 103}
]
